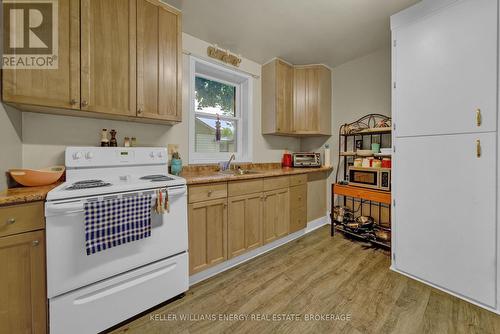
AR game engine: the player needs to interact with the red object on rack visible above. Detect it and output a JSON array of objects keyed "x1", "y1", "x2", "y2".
[{"x1": 282, "y1": 153, "x2": 292, "y2": 167}]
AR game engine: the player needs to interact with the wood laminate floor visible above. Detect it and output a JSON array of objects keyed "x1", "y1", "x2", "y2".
[{"x1": 111, "y1": 226, "x2": 500, "y2": 334}]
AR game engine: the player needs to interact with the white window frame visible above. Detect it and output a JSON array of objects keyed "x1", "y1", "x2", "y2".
[{"x1": 189, "y1": 56, "x2": 253, "y2": 164}]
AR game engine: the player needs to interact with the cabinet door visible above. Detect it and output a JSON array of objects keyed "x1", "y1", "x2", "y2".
[
  {"x1": 293, "y1": 67, "x2": 319, "y2": 133},
  {"x1": 289, "y1": 185, "x2": 307, "y2": 233},
  {"x1": 137, "y1": 0, "x2": 182, "y2": 121},
  {"x1": 188, "y1": 199, "x2": 227, "y2": 274},
  {"x1": 394, "y1": 0, "x2": 497, "y2": 137},
  {"x1": 393, "y1": 132, "x2": 496, "y2": 308},
  {"x1": 81, "y1": 0, "x2": 136, "y2": 116},
  {"x1": 2, "y1": 0, "x2": 80, "y2": 109},
  {"x1": 0, "y1": 231, "x2": 46, "y2": 334},
  {"x1": 263, "y1": 188, "x2": 290, "y2": 244},
  {"x1": 276, "y1": 60, "x2": 294, "y2": 133},
  {"x1": 228, "y1": 193, "x2": 262, "y2": 258}
]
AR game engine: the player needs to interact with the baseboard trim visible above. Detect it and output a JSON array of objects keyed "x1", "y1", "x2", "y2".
[
  {"x1": 390, "y1": 266, "x2": 500, "y2": 315},
  {"x1": 189, "y1": 216, "x2": 330, "y2": 286}
]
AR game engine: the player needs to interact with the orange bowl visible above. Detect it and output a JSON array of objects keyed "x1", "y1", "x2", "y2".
[{"x1": 9, "y1": 166, "x2": 65, "y2": 187}]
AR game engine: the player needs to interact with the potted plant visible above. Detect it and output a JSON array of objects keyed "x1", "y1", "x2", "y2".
[{"x1": 170, "y1": 152, "x2": 183, "y2": 176}]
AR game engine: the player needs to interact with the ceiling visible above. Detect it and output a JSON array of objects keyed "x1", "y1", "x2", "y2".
[{"x1": 164, "y1": 0, "x2": 420, "y2": 68}]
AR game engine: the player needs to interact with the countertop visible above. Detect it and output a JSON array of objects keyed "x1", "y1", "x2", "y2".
[
  {"x1": 181, "y1": 166, "x2": 333, "y2": 185},
  {"x1": 0, "y1": 183, "x2": 61, "y2": 207},
  {"x1": 0, "y1": 165, "x2": 333, "y2": 205}
]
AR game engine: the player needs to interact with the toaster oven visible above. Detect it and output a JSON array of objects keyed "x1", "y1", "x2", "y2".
[
  {"x1": 348, "y1": 167, "x2": 391, "y2": 191},
  {"x1": 292, "y1": 152, "x2": 321, "y2": 167}
]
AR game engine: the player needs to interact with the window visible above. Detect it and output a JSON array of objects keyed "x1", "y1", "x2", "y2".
[{"x1": 189, "y1": 57, "x2": 252, "y2": 164}]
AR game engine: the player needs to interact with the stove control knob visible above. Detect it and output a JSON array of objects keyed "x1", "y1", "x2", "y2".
[
  {"x1": 85, "y1": 152, "x2": 94, "y2": 160},
  {"x1": 73, "y1": 152, "x2": 83, "y2": 160},
  {"x1": 149, "y1": 152, "x2": 156, "y2": 158},
  {"x1": 157, "y1": 151, "x2": 163, "y2": 158}
]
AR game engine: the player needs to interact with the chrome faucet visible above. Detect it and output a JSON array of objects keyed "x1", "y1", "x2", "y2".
[{"x1": 222, "y1": 154, "x2": 236, "y2": 171}]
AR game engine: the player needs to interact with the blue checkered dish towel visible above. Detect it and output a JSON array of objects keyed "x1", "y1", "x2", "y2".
[{"x1": 84, "y1": 194, "x2": 153, "y2": 255}]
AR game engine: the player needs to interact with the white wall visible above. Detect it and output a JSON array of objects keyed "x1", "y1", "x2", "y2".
[
  {"x1": 302, "y1": 47, "x2": 392, "y2": 211},
  {"x1": 21, "y1": 33, "x2": 300, "y2": 169},
  {"x1": 0, "y1": 103, "x2": 23, "y2": 190}
]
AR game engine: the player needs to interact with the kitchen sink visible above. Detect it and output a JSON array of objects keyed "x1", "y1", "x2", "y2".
[{"x1": 219, "y1": 169, "x2": 262, "y2": 176}]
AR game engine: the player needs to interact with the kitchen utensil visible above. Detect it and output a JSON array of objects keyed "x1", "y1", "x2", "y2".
[
  {"x1": 356, "y1": 216, "x2": 374, "y2": 229},
  {"x1": 9, "y1": 166, "x2": 65, "y2": 187},
  {"x1": 356, "y1": 149, "x2": 373, "y2": 157},
  {"x1": 375, "y1": 229, "x2": 391, "y2": 242}
]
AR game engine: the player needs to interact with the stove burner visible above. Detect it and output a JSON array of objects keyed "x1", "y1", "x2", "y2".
[
  {"x1": 140, "y1": 175, "x2": 175, "y2": 182},
  {"x1": 67, "y1": 180, "x2": 112, "y2": 190}
]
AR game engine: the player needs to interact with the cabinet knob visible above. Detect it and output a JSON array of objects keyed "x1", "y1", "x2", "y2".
[
  {"x1": 70, "y1": 98, "x2": 78, "y2": 106},
  {"x1": 6, "y1": 218, "x2": 15, "y2": 225},
  {"x1": 207, "y1": 190, "x2": 213, "y2": 197},
  {"x1": 81, "y1": 100, "x2": 88, "y2": 108},
  {"x1": 137, "y1": 108, "x2": 144, "y2": 115},
  {"x1": 32, "y1": 240, "x2": 39, "y2": 247}
]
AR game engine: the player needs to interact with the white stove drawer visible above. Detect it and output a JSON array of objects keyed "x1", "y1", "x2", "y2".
[{"x1": 49, "y1": 252, "x2": 188, "y2": 334}]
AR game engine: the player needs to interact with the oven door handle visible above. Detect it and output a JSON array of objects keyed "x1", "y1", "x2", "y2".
[{"x1": 45, "y1": 201, "x2": 85, "y2": 215}]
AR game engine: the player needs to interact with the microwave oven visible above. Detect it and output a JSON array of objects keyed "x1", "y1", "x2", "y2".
[
  {"x1": 348, "y1": 167, "x2": 391, "y2": 191},
  {"x1": 292, "y1": 152, "x2": 321, "y2": 167}
]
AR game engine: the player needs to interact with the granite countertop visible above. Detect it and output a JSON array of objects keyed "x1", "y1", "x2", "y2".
[
  {"x1": 181, "y1": 165, "x2": 333, "y2": 185},
  {"x1": 0, "y1": 183, "x2": 61, "y2": 207}
]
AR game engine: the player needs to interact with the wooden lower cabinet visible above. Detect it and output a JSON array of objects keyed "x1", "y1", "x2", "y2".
[
  {"x1": 0, "y1": 230, "x2": 46, "y2": 334},
  {"x1": 228, "y1": 193, "x2": 263, "y2": 258},
  {"x1": 263, "y1": 188, "x2": 290, "y2": 244},
  {"x1": 187, "y1": 176, "x2": 309, "y2": 273},
  {"x1": 290, "y1": 184, "x2": 307, "y2": 233},
  {"x1": 188, "y1": 198, "x2": 227, "y2": 274}
]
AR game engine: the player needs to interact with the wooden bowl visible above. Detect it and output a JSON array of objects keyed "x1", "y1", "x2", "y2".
[{"x1": 9, "y1": 166, "x2": 65, "y2": 187}]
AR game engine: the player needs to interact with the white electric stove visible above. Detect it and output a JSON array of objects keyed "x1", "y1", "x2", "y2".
[{"x1": 45, "y1": 147, "x2": 188, "y2": 334}]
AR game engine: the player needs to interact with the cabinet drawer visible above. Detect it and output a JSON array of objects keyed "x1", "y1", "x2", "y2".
[
  {"x1": 188, "y1": 183, "x2": 227, "y2": 203},
  {"x1": 290, "y1": 185, "x2": 307, "y2": 209},
  {"x1": 290, "y1": 174, "x2": 307, "y2": 186},
  {"x1": 0, "y1": 202, "x2": 45, "y2": 238},
  {"x1": 290, "y1": 206, "x2": 307, "y2": 233},
  {"x1": 263, "y1": 176, "x2": 289, "y2": 191},
  {"x1": 228, "y1": 179, "x2": 263, "y2": 197}
]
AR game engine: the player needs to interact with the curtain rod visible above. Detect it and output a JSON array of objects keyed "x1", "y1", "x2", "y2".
[{"x1": 182, "y1": 50, "x2": 261, "y2": 79}]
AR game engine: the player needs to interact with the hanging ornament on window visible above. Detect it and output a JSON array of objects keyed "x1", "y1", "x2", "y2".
[{"x1": 215, "y1": 114, "x2": 222, "y2": 142}]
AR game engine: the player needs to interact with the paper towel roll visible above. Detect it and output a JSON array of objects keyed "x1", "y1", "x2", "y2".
[{"x1": 324, "y1": 145, "x2": 331, "y2": 167}]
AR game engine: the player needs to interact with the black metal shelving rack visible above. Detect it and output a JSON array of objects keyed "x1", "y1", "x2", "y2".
[{"x1": 331, "y1": 114, "x2": 392, "y2": 249}]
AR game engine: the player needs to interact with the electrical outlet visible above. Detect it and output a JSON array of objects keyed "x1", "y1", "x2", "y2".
[{"x1": 168, "y1": 144, "x2": 179, "y2": 155}]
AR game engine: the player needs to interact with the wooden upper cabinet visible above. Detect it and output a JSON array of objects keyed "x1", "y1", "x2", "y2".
[
  {"x1": 262, "y1": 59, "x2": 294, "y2": 134},
  {"x1": 0, "y1": 230, "x2": 46, "y2": 334},
  {"x1": 294, "y1": 65, "x2": 331, "y2": 135},
  {"x1": 80, "y1": 0, "x2": 136, "y2": 116},
  {"x1": 137, "y1": 0, "x2": 182, "y2": 121},
  {"x1": 2, "y1": 0, "x2": 80, "y2": 109},
  {"x1": 261, "y1": 60, "x2": 331, "y2": 136}
]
